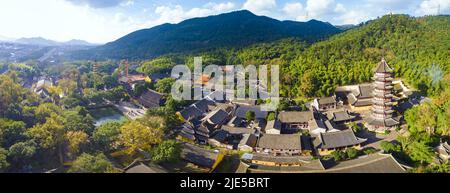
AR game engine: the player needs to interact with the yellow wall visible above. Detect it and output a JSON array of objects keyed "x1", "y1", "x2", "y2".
[
  {"x1": 350, "y1": 105, "x2": 371, "y2": 111},
  {"x1": 210, "y1": 153, "x2": 225, "y2": 173},
  {"x1": 251, "y1": 160, "x2": 301, "y2": 167}
]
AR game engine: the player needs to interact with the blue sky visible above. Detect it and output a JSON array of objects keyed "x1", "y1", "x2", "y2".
[{"x1": 0, "y1": 0, "x2": 448, "y2": 43}]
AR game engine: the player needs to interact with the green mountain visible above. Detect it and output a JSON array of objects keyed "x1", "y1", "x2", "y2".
[
  {"x1": 139, "y1": 14, "x2": 450, "y2": 98},
  {"x1": 85, "y1": 10, "x2": 341, "y2": 59},
  {"x1": 282, "y1": 14, "x2": 450, "y2": 98}
]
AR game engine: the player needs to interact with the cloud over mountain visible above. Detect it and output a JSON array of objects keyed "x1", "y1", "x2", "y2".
[{"x1": 66, "y1": 0, "x2": 131, "y2": 8}]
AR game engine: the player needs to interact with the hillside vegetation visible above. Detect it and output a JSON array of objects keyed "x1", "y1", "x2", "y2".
[{"x1": 140, "y1": 14, "x2": 450, "y2": 99}]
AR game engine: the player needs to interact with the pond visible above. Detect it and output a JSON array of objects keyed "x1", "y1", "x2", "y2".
[{"x1": 89, "y1": 106, "x2": 127, "y2": 126}]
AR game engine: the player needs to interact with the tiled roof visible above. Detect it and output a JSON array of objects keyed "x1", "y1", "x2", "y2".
[
  {"x1": 240, "y1": 134, "x2": 258, "y2": 148},
  {"x1": 204, "y1": 108, "x2": 229, "y2": 125},
  {"x1": 138, "y1": 89, "x2": 164, "y2": 108},
  {"x1": 366, "y1": 116, "x2": 399, "y2": 127},
  {"x1": 279, "y1": 111, "x2": 314, "y2": 123},
  {"x1": 316, "y1": 96, "x2": 336, "y2": 105},
  {"x1": 181, "y1": 142, "x2": 219, "y2": 169},
  {"x1": 313, "y1": 130, "x2": 366, "y2": 149},
  {"x1": 179, "y1": 106, "x2": 204, "y2": 121},
  {"x1": 257, "y1": 134, "x2": 302, "y2": 150},
  {"x1": 265, "y1": 119, "x2": 282, "y2": 131},
  {"x1": 221, "y1": 125, "x2": 254, "y2": 134},
  {"x1": 328, "y1": 110, "x2": 355, "y2": 122},
  {"x1": 124, "y1": 162, "x2": 167, "y2": 173},
  {"x1": 321, "y1": 153, "x2": 406, "y2": 173},
  {"x1": 194, "y1": 99, "x2": 216, "y2": 113},
  {"x1": 375, "y1": 58, "x2": 393, "y2": 73},
  {"x1": 234, "y1": 106, "x2": 268, "y2": 119}
]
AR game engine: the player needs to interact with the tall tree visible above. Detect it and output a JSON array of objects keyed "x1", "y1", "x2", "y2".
[
  {"x1": 119, "y1": 117, "x2": 164, "y2": 155},
  {"x1": 26, "y1": 113, "x2": 66, "y2": 164},
  {"x1": 68, "y1": 153, "x2": 117, "y2": 173},
  {"x1": 65, "y1": 131, "x2": 88, "y2": 158},
  {"x1": 406, "y1": 141, "x2": 434, "y2": 164},
  {"x1": 0, "y1": 148, "x2": 9, "y2": 172},
  {"x1": 151, "y1": 140, "x2": 182, "y2": 163},
  {"x1": 92, "y1": 122, "x2": 122, "y2": 152}
]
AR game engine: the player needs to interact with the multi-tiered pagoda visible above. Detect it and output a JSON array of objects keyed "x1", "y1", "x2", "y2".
[{"x1": 366, "y1": 58, "x2": 399, "y2": 132}]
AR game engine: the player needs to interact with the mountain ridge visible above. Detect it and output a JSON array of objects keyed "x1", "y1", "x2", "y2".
[
  {"x1": 12, "y1": 37, "x2": 97, "y2": 47},
  {"x1": 84, "y1": 10, "x2": 341, "y2": 60}
]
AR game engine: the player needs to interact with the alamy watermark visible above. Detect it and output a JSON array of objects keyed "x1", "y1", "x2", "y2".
[{"x1": 171, "y1": 57, "x2": 280, "y2": 111}]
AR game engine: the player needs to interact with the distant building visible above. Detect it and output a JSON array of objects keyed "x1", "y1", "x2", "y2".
[
  {"x1": 238, "y1": 134, "x2": 258, "y2": 152},
  {"x1": 436, "y1": 141, "x2": 450, "y2": 163},
  {"x1": 347, "y1": 84, "x2": 373, "y2": 110},
  {"x1": 178, "y1": 122, "x2": 197, "y2": 142},
  {"x1": 178, "y1": 105, "x2": 204, "y2": 122},
  {"x1": 221, "y1": 125, "x2": 255, "y2": 135},
  {"x1": 177, "y1": 98, "x2": 216, "y2": 122},
  {"x1": 245, "y1": 153, "x2": 316, "y2": 167},
  {"x1": 231, "y1": 99, "x2": 257, "y2": 106},
  {"x1": 313, "y1": 129, "x2": 366, "y2": 156},
  {"x1": 138, "y1": 89, "x2": 164, "y2": 108},
  {"x1": 234, "y1": 105, "x2": 269, "y2": 120},
  {"x1": 256, "y1": 134, "x2": 312, "y2": 156},
  {"x1": 278, "y1": 111, "x2": 315, "y2": 132},
  {"x1": 312, "y1": 96, "x2": 337, "y2": 111},
  {"x1": 181, "y1": 142, "x2": 224, "y2": 172},
  {"x1": 241, "y1": 153, "x2": 407, "y2": 173},
  {"x1": 227, "y1": 116, "x2": 246, "y2": 127},
  {"x1": 308, "y1": 118, "x2": 340, "y2": 135},
  {"x1": 208, "y1": 130, "x2": 233, "y2": 149},
  {"x1": 265, "y1": 119, "x2": 282, "y2": 134},
  {"x1": 124, "y1": 160, "x2": 167, "y2": 173},
  {"x1": 202, "y1": 108, "x2": 230, "y2": 127},
  {"x1": 196, "y1": 125, "x2": 213, "y2": 144},
  {"x1": 327, "y1": 110, "x2": 356, "y2": 124},
  {"x1": 33, "y1": 77, "x2": 53, "y2": 99}
]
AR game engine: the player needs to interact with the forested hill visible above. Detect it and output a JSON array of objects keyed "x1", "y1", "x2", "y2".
[
  {"x1": 281, "y1": 14, "x2": 450, "y2": 98},
  {"x1": 83, "y1": 10, "x2": 341, "y2": 60},
  {"x1": 136, "y1": 14, "x2": 450, "y2": 99}
]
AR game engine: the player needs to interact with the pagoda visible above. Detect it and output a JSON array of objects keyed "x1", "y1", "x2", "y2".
[{"x1": 366, "y1": 58, "x2": 399, "y2": 132}]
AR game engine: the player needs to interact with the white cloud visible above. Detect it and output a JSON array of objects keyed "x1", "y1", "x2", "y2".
[
  {"x1": 282, "y1": 0, "x2": 345, "y2": 21},
  {"x1": 66, "y1": 0, "x2": 129, "y2": 8},
  {"x1": 416, "y1": 0, "x2": 450, "y2": 15},
  {"x1": 334, "y1": 3, "x2": 346, "y2": 13},
  {"x1": 338, "y1": 10, "x2": 370, "y2": 24},
  {"x1": 0, "y1": 0, "x2": 144, "y2": 43},
  {"x1": 366, "y1": 0, "x2": 416, "y2": 10},
  {"x1": 283, "y1": 2, "x2": 308, "y2": 21},
  {"x1": 243, "y1": 0, "x2": 277, "y2": 15},
  {"x1": 120, "y1": 0, "x2": 134, "y2": 7},
  {"x1": 283, "y1": 2, "x2": 303, "y2": 16},
  {"x1": 206, "y1": 2, "x2": 236, "y2": 12},
  {"x1": 305, "y1": 0, "x2": 336, "y2": 18},
  {"x1": 153, "y1": 2, "x2": 236, "y2": 25}
]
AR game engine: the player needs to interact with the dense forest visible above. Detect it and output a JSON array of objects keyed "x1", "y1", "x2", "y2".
[
  {"x1": 0, "y1": 61, "x2": 183, "y2": 172},
  {"x1": 138, "y1": 14, "x2": 450, "y2": 99}
]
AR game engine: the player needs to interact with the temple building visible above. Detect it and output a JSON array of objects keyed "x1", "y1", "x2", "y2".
[
  {"x1": 365, "y1": 58, "x2": 399, "y2": 132},
  {"x1": 312, "y1": 96, "x2": 337, "y2": 111}
]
